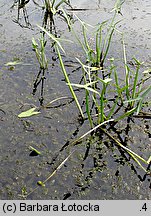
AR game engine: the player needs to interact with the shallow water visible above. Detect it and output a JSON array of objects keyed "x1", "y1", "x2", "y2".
[{"x1": 0, "y1": 0, "x2": 151, "y2": 200}]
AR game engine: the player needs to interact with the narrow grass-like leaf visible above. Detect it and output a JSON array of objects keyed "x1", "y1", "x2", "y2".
[
  {"x1": 114, "y1": 70, "x2": 123, "y2": 102},
  {"x1": 56, "y1": 45, "x2": 84, "y2": 118},
  {"x1": 107, "y1": 97, "x2": 119, "y2": 119},
  {"x1": 26, "y1": 150, "x2": 74, "y2": 198},
  {"x1": 55, "y1": 0, "x2": 68, "y2": 10},
  {"x1": 32, "y1": 35, "x2": 48, "y2": 69},
  {"x1": 38, "y1": 25, "x2": 71, "y2": 53},
  {"x1": 76, "y1": 57, "x2": 102, "y2": 72},
  {"x1": 44, "y1": 96, "x2": 69, "y2": 108},
  {"x1": 127, "y1": 151, "x2": 148, "y2": 172},
  {"x1": 71, "y1": 119, "x2": 114, "y2": 146},
  {"x1": 70, "y1": 83, "x2": 100, "y2": 95},
  {"x1": 102, "y1": 27, "x2": 114, "y2": 64},
  {"x1": 139, "y1": 85, "x2": 151, "y2": 99},
  {"x1": 115, "y1": 107, "x2": 136, "y2": 121},
  {"x1": 73, "y1": 15, "x2": 95, "y2": 60},
  {"x1": 124, "y1": 97, "x2": 141, "y2": 104},
  {"x1": 61, "y1": 8, "x2": 72, "y2": 30},
  {"x1": 111, "y1": 0, "x2": 125, "y2": 14},
  {"x1": 100, "y1": 86, "x2": 106, "y2": 123},
  {"x1": 131, "y1": 58, "x2": 141, "y2": 106},
  {"x1": 136, "y1": 85, "x2": 151, "y2": 114},
  {"x1": 95, "y1": 22, "x2": 108, "y2": 65},
  {"x1": 86, "y1": 90, "x2": 93, "y2": 128},
  {"x1": 122, "y1": 35, "x2": 130, "y2": 100},
  {"x1": 43, "y1": 150, "x2": 75, "y2": 184},
  {"x1": 101, "y1": 127, "x2": 148, "y2": 168},
  {"x1": 96, "y1": 76, "x2": 112, "y2": 84},
  {"x1": 38, "y1": 25, "x2": 84, "y2": 118},
  {"x1": 136, "y1": 99, "x2": 143, "y2": 115},
  {"x1": 147, "y1": 156, "x2": 151, "y2": 164},
  {"x1": 96, "y1": 29, "x2": 101, "y2": 66}
]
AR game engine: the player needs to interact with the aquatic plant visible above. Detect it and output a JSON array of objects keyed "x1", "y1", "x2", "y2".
[
  {"x1": 43, "y1": 0, "x2": 71, "y2": 14},
  {"x1": 18, "y1": 107, "x2": 40, "y2": 118},
  {"x1": 38, "y1": 25, "x2": 84, "y2": 117},
  {"x1": 35, "y1": 0, "x2": 151, "y2": 173},
  {"x1": 67, "y1": 1, "x2": 151, "y2": 123},
  {"x1": 41, "y1": 0, "x2": 73, "y2": 32},
  {"x1": 32, "y1": 34, "x2": 48, "y2": 104},
  {"x1": 12, "y1": 0, "x2": 72, "y2": 30},
  {"x1": 14, "y1": 0, "x2": 150, "y2": 199},
  {"x1": 25, "y1": 150, "x2": 74, "y2": 198}
]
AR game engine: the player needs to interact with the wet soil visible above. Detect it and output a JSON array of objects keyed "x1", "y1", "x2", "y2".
[{"x1": 0, "y1": 0, "x2": 151, "y2": 200}]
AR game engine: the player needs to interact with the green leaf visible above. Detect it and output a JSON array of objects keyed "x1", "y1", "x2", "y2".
[
  {"x1": 32, "y1": 37, "x2": 38, "y2": 49},
  {"x1": 37, "y1": 25, "x2": 72, "y2": 54},
  {"x1": 5, "y1": 61, "x2": 22, "y2": 66},
  {"x1": 37, "y1": 181, "x2": 45, "y2": 187},
  {"x1": 124, "y1": 97, "x2": 141, "y2": 104},
  {"x1": 29, "y1": 146, "x2": 41, "y2": 155},
  {"x1": 143, "y1": 68, "x2": 151, "y2": 74},
  {"x1": 115, "y1": 107, "x2": 136, "y2": 121},
  {"x1": 147, "y1": 156, "x2": 151, "y2": 164},
  {"x1": 18, "y1": 108, "x2": 40, "y2": 118},
  {"x1": 140, "y1": 85, "x2": 151, "y2": 99},
  {"x1": 70, "y1": 82, "x2": 100, "y2": 95}
]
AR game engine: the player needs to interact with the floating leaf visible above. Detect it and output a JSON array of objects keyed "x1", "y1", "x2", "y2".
[
  {"x1": 37, "y1": 181, "x2": 45, "y2": 187},
  {"x1": 29, "y1": 146, "x2": 41, "y2": 155},
  {"x1": 143, "y1": 68, "x2": 151, "y2": 74},
  {"x1": 5, "y1": 61, "x2": 22, "y2": 66},
  {"x1": 18, "y1": 108, "x2": 40, "y2": 118}
]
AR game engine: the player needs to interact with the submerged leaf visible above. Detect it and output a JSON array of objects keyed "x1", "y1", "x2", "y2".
[{"x1": 18, "y1": 108, "x2": 40, "y2": 118}]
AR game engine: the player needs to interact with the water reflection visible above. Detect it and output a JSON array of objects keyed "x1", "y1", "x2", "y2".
[{"x1": 11, "y1": 0, "x2": 32, "y2": 28}]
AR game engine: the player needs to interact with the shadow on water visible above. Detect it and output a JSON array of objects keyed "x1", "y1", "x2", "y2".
[{"x1": 0, "y1": 0, "x2": 151, "y2": 199}]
